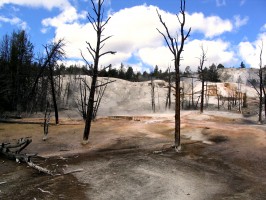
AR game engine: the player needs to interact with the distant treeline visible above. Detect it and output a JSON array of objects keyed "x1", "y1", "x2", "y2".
[
  {"x1": 0, "y1": 29, "x2": 223, "y2": 112},
  {"x1": 59, "y1": 63, "x2": 223, "y2": 82}
]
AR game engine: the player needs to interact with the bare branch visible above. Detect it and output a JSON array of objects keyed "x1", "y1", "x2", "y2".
[
  {"x1": 100, "y1": 35, "x2": 113, "y2": 44},
  {"x1": 100, "y1": 64, "x2": 112, "y2": 72},
  {"x1": 82, "y1": 79, "x2": 91, "y2": 90},
  {"x1": 101, "y1": 17, "x2": 111, "y2": 29},
  {"x1": 90, "y1": 0, "x2": 98, "y2": 16},
  {"x1": 96, "y1": 80, "x2": 116, "y2": 88},
  {"x1": 157, "y1": 28, "x2": 175, "y2": 55},
  {"x1": 86, "y1": 41, "x2": 96, "y2": 54},
  {"x1": 99, "y1": 43, "x2": 105, "y2": 51},
  {"x1": 156, "y1": 9, "x2": 177, "y2": 56},
  {"x1": 87, "y1": 13, "x2": 97, "y2": 32},
  {"x1": 99, "y1": 50, "x2": 116, "y2": 58},
  {"x1": 80, "y1": 50, "x2": 93, "y2": 70},
  {"x1": 248, "y1": 79, "x2": 260, "y2": 95}
]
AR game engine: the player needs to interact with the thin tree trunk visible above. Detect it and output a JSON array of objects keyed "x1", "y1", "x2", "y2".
[
  {"x1": 49, "y1": 65, "x2": 59, "y2": 124},
  {"x1": 83, "y1": 4, "x2": 101, "y2": 140},
  {"x1": 259, "y1": 69, "x2": 263, "y2": 123},
  {"x1": 191, "y1": 77, "x2": 194, "y2": 109},
  {"x1": 175, "y1": 67, "x2": 181, "y2": 148},
  {"x1": 83, "y1": 73, "x2": 97, "y2": 141},
  {"x1": 200, "y1": 80, "x2": 204, "y2": 113},
  {"x1": 82, "y1": 0, "x2": 116, "y2": 141}
]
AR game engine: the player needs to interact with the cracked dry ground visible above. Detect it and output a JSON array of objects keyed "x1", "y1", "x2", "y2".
[{"x1": 0, "y1": 111, "x2": 266, "y2": 200}]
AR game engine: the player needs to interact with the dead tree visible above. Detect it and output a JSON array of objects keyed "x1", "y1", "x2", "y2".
[
  {"x1": 165, "y1": 67, "x2": 172, "y2": 110},
  {"x1": 258, "y1": 41, "x2": 265, "y2": 122},
  {"x1": 43, "y1": 101, "x2": 51, "y2": 141},
  {"x1": 77, "y1": 77, "x2": 88, "y2": 120},
  {"x1": 157, "y1": 0, "x2": 191, "y2": 150},
  {"x1": 29, "y1": 39, "x2": 65, "y2": 124},
  {"x1": 248, "y1": 41, "x2": 265, "y2": 123},
  {"x1": 82, "y1": 0, "x2": 116, "y2": 142},
  {"x1": 191, "y1": 76, "x2": 195, "y2": 109},
  {"x1": 45, "y1": 40, "x2": 65, "y2": 125},
  {"x1": 151, "y1": 76, "x2": 156, "y2": 112},
  {"x1": 1, "y1": 138, "x2": 53, "y2": 175},
  {"x1": 93, "y1": 76, "x2": 115, "y2": 119},
  {"x1": 77, "y1": 69, "x2": 115, "y2": 120},
  {"x1": 197, "y1": 45, "x2": 207, "y2": 113},
  {"x1": 237, "y1": 76, "x2": 243, "y2": 113}
]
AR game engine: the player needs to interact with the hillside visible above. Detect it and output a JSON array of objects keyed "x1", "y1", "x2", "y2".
[
  {"x1": 218, "y1": 68, "x2": 259, "y2": 84},
  {"x1": 58, "y1": 68, "x2": 260, "y2": 118}
]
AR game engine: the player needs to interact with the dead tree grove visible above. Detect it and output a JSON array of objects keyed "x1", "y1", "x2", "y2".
[
  {"x1": 83, "y1": 0, "x2": 116, "y2": 142},
  {"x1": 157, "y1": 0, "x2": 191, "y2": 150}
]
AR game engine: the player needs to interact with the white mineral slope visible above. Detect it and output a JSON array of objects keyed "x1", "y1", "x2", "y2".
[
  {"x1": 59, "y1": 73, "x2": 259, "y2": 117},
  {"x1": 218, "y1": 68, "x2": 259, "y2": 84}
]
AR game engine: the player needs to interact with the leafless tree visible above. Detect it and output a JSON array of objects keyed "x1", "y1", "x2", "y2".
[
  {"x1": 82, "y1": 0, "x2": 116, "y2": 142},
  {"x1": 150, "y1": 76, "x2": 156, "y2": 112},
  {"x1": 157, "y1": 0, "x2": 191, "y2": 150},
  {"x1": 248, "y1": 41, "x2": 265, "y2": 123},
  {"x1": 77, "y1": 78, "x2": 88, "y2": 120},
  {"x1": 197, "y1": 45, "x2": 207, "y2": 113},
  {"x1": 258, "y1": 41, "x2": 265, "y2": 123},
  {"x1": 165, "y1": 66, "x2": 172, "y2": 110},
  {"x1": 44, "y1": 39, "x2": 65, "y2": 124},
  {"x1": 29, "y1": 39, "x2": 65, "y2": 124},
  {"x1": 43, "y1": 101, "x2": 51, "y2": 141}
]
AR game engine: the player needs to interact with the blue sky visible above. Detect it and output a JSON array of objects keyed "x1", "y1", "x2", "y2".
[{"x1": 0, "y1": 0, "x2": 265, "y2": 72}]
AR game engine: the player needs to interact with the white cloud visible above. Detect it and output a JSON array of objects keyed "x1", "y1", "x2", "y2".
[
  {"x1": 47, "y1": 4, "x2": 236, "y2": 71},
  {"x1": 52, "y1": 5, "x2": 166, "y2": 67},
  {"x1": 137, "y1": 39, "x2": 237, "y2": 72},
  {"x1": 187, "y1": 12, "x2": 233, "y2": 38},
  {"x1": 0, "y1": 15, "x2": 28, "y2": 29},
  {"x1": 238, "y1": 30, "x2": 266, "y2": 68},
  {"x1": 234, "y1": 15, "x2": 249, "y2": 29},
  {"x1": 42, "y1": 6, "x2": 86, "y2": 27},
  {"x1": 183, "y1": 39, "x2": 237, "y2": 69},
  {"x1": 0, "y1": 0, "x2": 71, "y2": 10}
]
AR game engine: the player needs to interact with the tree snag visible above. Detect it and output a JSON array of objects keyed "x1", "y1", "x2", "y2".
[
  {"x1": 83, "y1": 0, "x2": 116, "y2": 142},
  {"x1": 197, "y1": 45, "x2": 208, "y2": 113},
  {"x1": 157, "y1": 0, "x2": 191, "y2": 151}
]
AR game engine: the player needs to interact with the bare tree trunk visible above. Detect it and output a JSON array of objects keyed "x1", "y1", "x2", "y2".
[
  {"x1": 263, "y1": 87, "x2": 266, "y2": 118},
  {"x1": 157, "y1": 0, "x2": 191, "y2": 150},
  {"x1": 83, "y1": 0, "x2": 116, "y2": 141},
  {"x1": 43, "y1": 101, "x2": 51, "y2": 141},
  {"x1": 175, "y1": 67, "x2": 181, "y2": 148},
  {"x1": 151, "y1": 76, "x2": 156, "y2": 112},
  {"x1": 191, "y1": 77, "x2": 194, "y2": 109},
  {"x1": 258, "y1": 41, "x2": 264, "y2": 123},
  {"x1": 200, "y1": 80, "x2": 205, "y2": 113},
  {"x1": 198, "y1": 45, "x2": 207, "y2": 113},
  {"x1": 49, "y1": 65, "x2": 59, "y2": 124},
  {"x1": 165, "y1": 67, "x2": 172, "y2": 110},
  {"x1": 83, "y1": 71, "x2": 98, "y2": 141}
]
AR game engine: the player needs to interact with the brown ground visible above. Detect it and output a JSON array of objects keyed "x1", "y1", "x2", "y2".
[{"x1": 0, "y1": 111, "x2": 266, "y2": 200}]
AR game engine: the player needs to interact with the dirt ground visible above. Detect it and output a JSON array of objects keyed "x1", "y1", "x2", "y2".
[{"x1": 0, "y1": 111, "x2": 266, "y2": 200}]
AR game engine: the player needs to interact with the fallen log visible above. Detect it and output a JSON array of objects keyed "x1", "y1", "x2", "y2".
[
  {"x1": 0, "y1": 138, "x2": 54, "y2": 176},
  {"x1": 27, "y1": 161, "x2": 54, "y2": 176}
]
